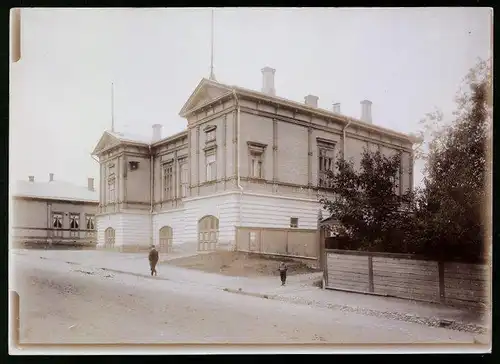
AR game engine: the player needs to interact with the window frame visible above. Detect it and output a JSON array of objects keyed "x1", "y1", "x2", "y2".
[
  {"x1": 317, "y1": 139, "x2": 336, "y2": 188},
  {"x1": 162, "y1": 161, "x2": 174, "y2": 200},
  {"x1": 290, "y1": 217, "x2": 299, "y2": 228}
]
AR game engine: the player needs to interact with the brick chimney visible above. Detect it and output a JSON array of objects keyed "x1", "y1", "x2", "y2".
[
  {"x1": 28, "y1": 176, "x2": 34, "y2": 182},
  {"x1": 152, "y1": 124, "x2": 163, "y2": 143},
  {"x1": 88, "y1": 178, "x2": 94, "y2": 191},
  {"x1": 304, "y1": 95, "x2": 319, "y2": 108},
  {"x1": 360, "y1": 100, "x2": 373, "y2": 123},
  {"x1": 49, "y1": 173, "x2": 54, "y2": 182},
  {"x1": 261, "y1": 67, "x2": 276, "y2": 96}
]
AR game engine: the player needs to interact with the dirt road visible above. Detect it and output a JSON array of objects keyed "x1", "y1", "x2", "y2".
[{"x1": 11, "y1": 254, "x2": 478, "y2": 346}]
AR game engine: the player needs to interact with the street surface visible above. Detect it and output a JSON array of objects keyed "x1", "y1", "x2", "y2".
[{"x1": 11, "y1": 253, "x2": 479, "y2": 345}]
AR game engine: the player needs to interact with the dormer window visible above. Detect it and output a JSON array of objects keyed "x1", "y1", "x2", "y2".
[{"x1": 204, "y1": 125, "x2": 217, "y2": 143}]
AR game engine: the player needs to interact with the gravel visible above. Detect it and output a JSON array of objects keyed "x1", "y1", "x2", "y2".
[{"x1": 271, "y1": 294, "x2": 488, "y2": 335}]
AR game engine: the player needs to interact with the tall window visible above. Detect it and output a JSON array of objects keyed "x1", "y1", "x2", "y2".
[
  {"x1": 85, "y1": 215, "x2": 95, "y2": 238},
  {"x1": 86, "y1": 215, "x2": 95, "y2": 230},
  {"x1": 108, "y1": 178, "x2": 116, "y2": 203},
  {"x1": 180, "y1": 161, "x2": 189, "y2": 197},
  {"x1": 247, "y1": 141, "x2": 267, "y2": 179},
  {"x1": 69, "y1": 213, "x2": 80, "y2": 237},
  {"x1": 206, "y1": 153, "x2": 216, "y2": 182},
  {"x1": 52, "y1": 212, "x2": 63, "y2": 237},
  {"x1": 251, "y1": 155, "x2": 263, "y2": 179},
  {"x1": 163, "y1": 162, "x2": 174, "y2": 200},
  {"x1": 318, "y1": 142, "x2": 335, "y2": 188},
  {"x1": 69, "y1": 214, "x2": 80, "y2": 229}
]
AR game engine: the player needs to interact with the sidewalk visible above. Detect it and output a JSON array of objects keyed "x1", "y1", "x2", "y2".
[{"x1": 12, "y1": 249, "x2": 490, "y2": 334}]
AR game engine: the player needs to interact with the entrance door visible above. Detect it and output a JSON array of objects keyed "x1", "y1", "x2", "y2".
[
  {"x1": 104, "y1": 227, "x2": 115, "y2": 248},
  {"x1": 159, "y1": 226, "x2": 173, "y2": 253},
  {"x1": 198, "y1": 215, "x2": 219, "y2": 251}
]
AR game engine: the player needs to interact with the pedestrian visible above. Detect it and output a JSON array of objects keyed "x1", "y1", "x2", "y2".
[
  {"x1": 278, "y1": 261, "x2": 288, "y2": 286},
  {"x1": 149, "y1": 245, "x2": 159, "y2": 276}
]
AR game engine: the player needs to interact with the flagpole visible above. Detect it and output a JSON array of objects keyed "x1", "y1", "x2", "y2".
[
  {"x1": 209, "y1": 9, "x2": 216, "y2": 81},
  {"x1": 111, "y1": 82, "x2": 115, "y2": 132}
]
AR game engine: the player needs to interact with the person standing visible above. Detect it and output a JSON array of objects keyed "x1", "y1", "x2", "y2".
[
  {"x1": 148, "y1": 245, "x2": 159, "y2": 276},
  {"x1": 278, "y1": 262, "x2": 288, "y2": 286}
]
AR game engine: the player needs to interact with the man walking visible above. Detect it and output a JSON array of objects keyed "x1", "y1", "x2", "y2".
[
  {"x1": 278, "y1": 261, "x2": 288, "y2": 286},
  {"x1": 149, "y1": 245, "x2": 159, "y2": 276}
]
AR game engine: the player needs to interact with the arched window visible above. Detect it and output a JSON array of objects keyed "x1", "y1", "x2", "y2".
[
  {"x1": 198, "y1": 215, "x2": 219, "y2": 251},
  {"x1": 159, "y1": 226, "x2": 173, "y2": 253},
  {"x1": 104, "y1": 227, "x2": 115, "y2": 248}
]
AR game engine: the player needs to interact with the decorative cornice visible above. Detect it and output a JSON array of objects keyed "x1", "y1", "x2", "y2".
[
  {"x1": 203, "y1": 124, "x2": 217, "y2": 133},
  {"x1": 247, "y1": 141, "x2": 268, "y2": 155}
]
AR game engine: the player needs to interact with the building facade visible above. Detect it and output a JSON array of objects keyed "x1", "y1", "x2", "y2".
[
  {"x1": 11, "y1": 174, "x2": 98, "y2": 247},
  {"x1": 92, "y1": 67, "x2": 416, "y2": 256}
]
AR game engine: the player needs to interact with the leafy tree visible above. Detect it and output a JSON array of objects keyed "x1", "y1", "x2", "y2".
[
  {"x1": 320, "y1": 149, "x2": 413, "y2": 252},
  {"x1": 413, "y1": 58, "x2": 492, "y2": 262}
]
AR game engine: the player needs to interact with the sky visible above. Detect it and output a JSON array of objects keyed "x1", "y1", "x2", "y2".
[{"x1": 9, "y1": 7, "x2": 492, "y2": 191}]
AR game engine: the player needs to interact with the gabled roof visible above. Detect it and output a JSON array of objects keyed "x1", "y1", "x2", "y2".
[
  {"x1": 178, "y1": 78, "x2": 233, "y2": 117},
  {"x1": 12, "y1": 180, "x2": 99, "y2": 203},
  {"x1": 179, "y1": 77, "x2": 418, "y2": 144},
  {"x1": 92, "y1": 130, "x2": 150, "y2": 155}
]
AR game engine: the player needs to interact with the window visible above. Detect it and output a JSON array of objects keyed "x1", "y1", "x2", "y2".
[
  {"x1": 247, "y1": 141, "x2": 267, "y2": 179},
  {"x1": 206, "y1": 153, "x2": 216, "y2": 182},
  {"x1": 69, "y1": 214, "x2": 80, "y2": 229},
  {"x1": 52, "y1": 213, "x2": 63, "y2": 229},
  {"x1": 251, "y1": 155, "x2": 263, "y2": 179},
  {"x1": 85, "y1": 215, "x2": 96, "y2": 238},
  {"x1": 86, "y1": 215, "x2": 95, "y2": 230},
  {"x1": 206, "y1": 130, "x2": 216, "y2": 142},
  {"x1": 108, "y1": 178, "x2": 116, "y2": 203},
  {"x1": 70, "y1": 213, "x2": 80, "y2": 237},
  {"x1": 290, "y1": 217, "x2": 299, "y2": 228},
  {"x1": 318, "y1": 142, "x2": 335, "y2": 188},
  {"x1": 180, "y1": 161, "x2": 188, "y2": 197},
  {"x1": 52, "y1": 213, "x2": 63, "y2": 237},
  {"x1": 163, "y1": 162, "x2": 174, "y2": 200},
  {"x1": 204, "y1": 125, "x2": 217, "y2": 143}
]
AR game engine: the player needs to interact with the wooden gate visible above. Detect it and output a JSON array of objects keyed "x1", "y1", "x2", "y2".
[
  {"x1": 104, "y1": 227, "x2": 115, "y2": 248},
  {"x1": 198, "y1": 215, "x2": 219, "y2": 251}
]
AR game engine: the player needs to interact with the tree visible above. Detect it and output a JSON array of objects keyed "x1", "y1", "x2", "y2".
[
  {"x1": 413, "y1": 58, "x2": 492, "y2": 262},
  {"x1": 320, "y1": 149, "x2": 414, "y2": 252}
]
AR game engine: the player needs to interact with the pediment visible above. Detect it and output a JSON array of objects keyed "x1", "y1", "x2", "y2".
[
  {"x1": 179, "y1": 78, "x2": 233, "y2": 118},
  {"x1": 91, "y1": 131, "x2": 121, "y2": 156}
]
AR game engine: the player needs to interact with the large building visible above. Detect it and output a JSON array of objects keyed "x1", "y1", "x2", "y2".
[
  {"x1": 91, "y1": 67, "x2": 416, "y2": 257},
  {"x1": 11, "y1": 174, "x2": 98, "y2": 247}
]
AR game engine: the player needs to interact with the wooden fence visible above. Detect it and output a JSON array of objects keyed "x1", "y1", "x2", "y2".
[
  {"x1": 325, "y1": 249, "x2": 491, "y2": 310},
  {"x1": 236, "y1": 227, "x2": 318, "y2": 260}
]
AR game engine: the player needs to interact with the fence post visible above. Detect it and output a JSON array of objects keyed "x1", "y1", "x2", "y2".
[
  {"x1": 438, "y1": 261, "x2": 445, "y2": 303},
  {"x1": 368, "y1": 255, "x2": 374, "y2": 293}
]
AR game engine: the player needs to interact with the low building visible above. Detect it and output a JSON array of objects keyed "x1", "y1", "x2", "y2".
[
  {"x1": 91, "y1": 67, "x2": 417, "y2": 257},
  {"x1": 11, "y1": 174, "x2": 98, "y2": 248}
]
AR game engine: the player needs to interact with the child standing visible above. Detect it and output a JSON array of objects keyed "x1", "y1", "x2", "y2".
[{"x1": 278, "y1": 262, "x2": 288, "y2": 286}]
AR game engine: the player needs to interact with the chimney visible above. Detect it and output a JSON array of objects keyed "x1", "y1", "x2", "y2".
[
  {"x1": 28, "y1": 176, "x2": 34, "y2": 182},
  {"x1": 304, "y1": 95, "x2": 319, "y2": 108},
  {"x1": 49, "y1": 173, "x2": 54, "y2": 182},
  {"x1": 88, "y1": 178, "x2": 95, "y2": 191},
  {"x1": 152, "y1": 124, "x2": 163, "y2": 143},
  {"x1": 261, "y1": 67, "x2": 276, "y2": 96},
  {"x1": 360, "y1": 100, "x2": 373, "y2": 123},
  {"x1": 332, "y1": 103, "x2": 341, "y2": 114}
]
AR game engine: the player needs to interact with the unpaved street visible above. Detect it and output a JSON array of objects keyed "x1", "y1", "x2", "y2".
[{"x1": 12, "y1": 254, "x2": 478, "y2": 345}]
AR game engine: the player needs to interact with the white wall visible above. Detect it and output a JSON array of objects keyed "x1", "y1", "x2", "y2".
[
  {"x1": 240, "y1": 193, "x2": 319, "y2": 229},
  {"x1": 96, "y1": 212, "x2": 150, "y2": 248}
]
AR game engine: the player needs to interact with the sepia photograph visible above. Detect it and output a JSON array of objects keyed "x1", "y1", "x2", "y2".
[{"x1": 9, "y1": 7, "x2": 492, "y2": 354}]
